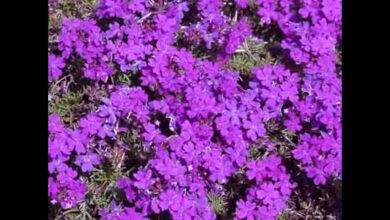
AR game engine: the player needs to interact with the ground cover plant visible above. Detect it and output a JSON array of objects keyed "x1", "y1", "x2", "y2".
[{"x1": 48, "y1": 0, "x2": 342, "y2": 219}]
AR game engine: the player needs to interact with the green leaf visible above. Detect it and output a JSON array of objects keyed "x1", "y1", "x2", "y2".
[{"x1": 207, "y1": 193, "x2": 228, "y2": 215}]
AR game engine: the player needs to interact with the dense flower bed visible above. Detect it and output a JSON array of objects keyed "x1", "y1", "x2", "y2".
[{"x1": 48, "y1": 0, "x2": 341, "y2": 219}]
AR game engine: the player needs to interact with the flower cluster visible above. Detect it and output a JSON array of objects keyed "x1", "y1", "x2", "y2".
[
  {"x1": 293, "y1": 133, "x2": 341, "y2": 185},
  {"x1": 48, "y1": 115, "x2": 91, "y2": 209},
  {"x1": 184, "y1": 0, "x2": 229, "y2": 49},
  {"x1": 248, "y1": 0, "x2": 342, "y2": 185},
  {"x1": 225, "y1": 18, "x2": 252, "y2": 54},
  {"x1": 48, "y1": 0, "x2": 341, "y2": 219},
  {"x1": 236, "y1": 155, "x2": 296, "y2": 220}
]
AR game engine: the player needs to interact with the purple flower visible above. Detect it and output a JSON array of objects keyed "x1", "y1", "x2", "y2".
[
  {"x1": 99, "y1": 202, "x2": 125, "y2": 220},
  {"x1": 225, "y1": 145, "x2": 247, "y2": 167},
  {"x1": 68, "y1": 129, "x2": 89, "y2": 154},
  {"x1": 292, "y1": 134, "x2": 341, "y2": 185},
  {"x1": 256, "y1": 183, "x2": 280, "y2": 205},
  {"x1": 75, "y1": 151, "x2": 101, "y2": 172},
  {"x1": 125, "y1": 187, "x2": 137, "y2": 203},
  {"x1": 48, "y1": 156, "x2": 69, "y2": 174},
  {"x1": 48, "y1": 54, "x2": 65, "y2": 81},
  {"x1": 49, "y1": 114, "x2": 64, "y2": 134},
  {"x1": 235, "y1": 0, "x2": 250, "y2": 8},
  {"x1": 116, "y1": 177, "x2": 131, "y2": 189},
  {"x1": 57, "y1": 167, "x2": 78, "y2": 183},
  {"x1": 48, "y1": 0, "x2": 341, "y2": 218},
  {"x1": 243, "y1": 114, "x2": 266, "y2": 141},
  {"x1": 158, "y1": 189, "x2": 181, "y2": 211},
  {"x1": 292, "y1": 145, "x2": 312, "y2": 164},
  {"x1": 284, "y1": 114, "x2": 302, "y2": 132},
  {"x1": 235, "y1": 199, "x2": 256, "y2": 219},
  {"x1": 306, "y1": 167, "x2": 327, "y2": 185},
  {"x1": 121, "y1": 208, "x2": 148, "y2": 220},
  {"x1": 59, "y1": 180, "x2": 88, "y2": 209},
  {"x1": 97, "y1": 123, "x2": 115, "y2": 139},
  {"x1": 133, "y1": 169, "x2": 155, "y2": 190},
  {"x1": 98, "y1": 99, "x2": 118, "y2": 125},
  {"x1": 154, "y1": 156, "x2": 186, "y2": 180},
  {"x1": 142, "y1": 123, "x2": 164, "y2": 146},
  {"x1": 79, "y1": 114, "x2": 103, "y2": 136},
  {"x1": 49, "y1": 136, "x2": 73, "y2": 159},
  {"x1": 225, "y1": 18, "x2": 252, "y2": 54}
]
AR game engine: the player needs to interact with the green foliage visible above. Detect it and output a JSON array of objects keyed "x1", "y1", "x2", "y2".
[
  {"x1": 75, "y1": 202, "x2": 95, "y2": 220},
  {"x1": 277, "y1": 212, "x2": 288, "y2": 220},
  {"x1": 335, "y1": 48, "x2": 342, "y2": 70},
  {"x1": 116, "y1": 73, "x2": 133, "y2": 86},
  {"x1": 249, "y1": 145, "x2": 262, "y2": 160},
  {"x1": 49, "y1": 90, "x2": 84, "y2": 126},
  {"x1": 117, "y1": 128, "x2": 152, "y2": 169},
  {"x1": 73, "y1": 165, "x2": 134, "y2": 218},
  {"x1": 84, "y1": 167, "x2": 129, "y2": 208},
  {"x1": 207, "y1": 193, "x2": 228, "y2": 215},
  {"x1": 117, "y1": 128, "x2": 142, "y2": 150},
  {"x1": 263, "y1": 118, "x2": 298, "y2": 158},
  {"x1": 228, "y1": 38, "x2": 276, "y2": 76},
  {"x1": 274, "y1": 129, "x2": 298, "y2": 158},
  {"x1": 54, "y1": 202, "x2": 94, "y2": 220},
  {"x1": 109, "y1": 64, "x2": 141, "y2": 86},
  {"x1": 89, "y1": 167, "x2": 130, "y2": 186},
  {"x1": 60, "y1": 0, "x2": 98, "y2": 19}
]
